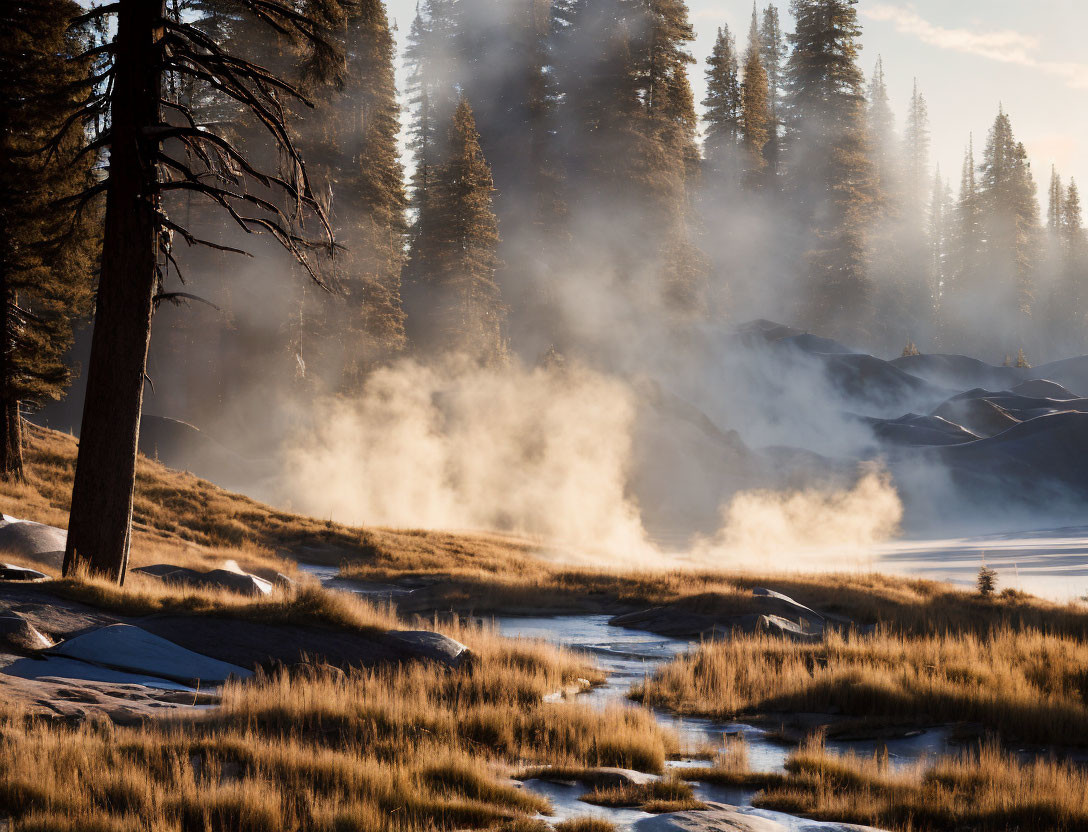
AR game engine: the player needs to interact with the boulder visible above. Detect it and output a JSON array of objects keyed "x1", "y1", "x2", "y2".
[
  {"x1": 526, "y1": 767, "x2": 659, "y2": 788},
  {"x1": 0, "y1": 520, "x2": 66, "y2": 569},
  {"x1": 751, "y1": 588, "x2": 825, "y2": 624},
  {"x1": 757, "y1": 614, "x2": 820, "y2": 641},
  {"x1": 2, "y1": 655, "x2": 195, "y2": 691},
  {"x1": 46, "y1": 624, "x2": 252, "y2": 687},
  {"x1": 1011, "y1": 379, "x2": 1079, "y2": 400},
  {"x1": 382, "y1": 630, "x2": 471, "y2": 668},
  {"x1": 932, "y1": 393, "x2": 1020, "y2": 438},
  {"x1": 856, "y1": 413, "x2": 979, "y2": 447},
  {"x1": 0, "y1": 563, "x2": 49, "y2": 581},
  {"x1": 0, "y1": 611, "x2": 52, "y2": 650},
  {"x1": 1029, "y1": 355, "x2": 1088, "y2": 397},
  {"x1": 134, "y1": 615, "x2": 471, "y2": 671},
  {"x1": 273, "y1": 572, "x2": 296, "y2": 589},
  {"x1": 612, "y1": 589, "x2": 828, "y2": 641},
  {"x1": 134, "y1": 564, "x2": 272, "y2": 597},
  {"x1": 635, "y1": 803, "x2": 884, "y2": 832},
  {"x1": 579, "y1": 768, "x2": 660, "y2": 789},
  {"x1": 635, "y1": 805, "x2": 785, "y2": 832}
]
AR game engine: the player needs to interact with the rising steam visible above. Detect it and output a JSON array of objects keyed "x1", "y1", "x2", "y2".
[{"x1": 276, "y1": 356, "x2": 905, "y2": 570}]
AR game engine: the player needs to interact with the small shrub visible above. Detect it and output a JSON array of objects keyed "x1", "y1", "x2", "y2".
[
  {"x1": 554, "y1": 819, "x2": 618, "y2": 832},
  {"x1": 977, "y1": 563, "x2": 998, "y2": 598}
]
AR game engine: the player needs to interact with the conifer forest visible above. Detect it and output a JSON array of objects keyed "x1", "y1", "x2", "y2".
[{"x1": 2, "y1": 3, "x2": 1088, "y2": 830}]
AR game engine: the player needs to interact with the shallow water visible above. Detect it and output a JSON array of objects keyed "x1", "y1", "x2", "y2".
[
  {"x1": 493, "y1": 614, "x2": 944, "y2": 829},
  {"x1": 874, "y1": 526, "x2": 1088, "y2": 601}
]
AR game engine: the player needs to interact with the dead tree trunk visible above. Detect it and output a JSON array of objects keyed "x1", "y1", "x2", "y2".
[
  {"x1": 0, "y1": 268, "x2": 24, "y2": 482},
  {"x1": 63, "y1": 0, "x2": 165, "y2": 582}
]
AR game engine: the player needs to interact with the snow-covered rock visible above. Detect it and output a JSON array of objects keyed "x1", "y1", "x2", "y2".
[
  {"x1": 134, "y1": 564, "x2": 273, "y2": 596},
  {"x1": 0, "y1": 518, "x2": 66, "y2": 569},
  {"x1": 45, "y1": 624, "x2": 252, "y2": 686}
]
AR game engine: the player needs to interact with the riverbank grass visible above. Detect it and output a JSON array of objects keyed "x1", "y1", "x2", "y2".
[{"x1": 631, "y1": 626, "x2": 1088, "y2": 746}]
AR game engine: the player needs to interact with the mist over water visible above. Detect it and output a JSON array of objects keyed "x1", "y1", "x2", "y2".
[{"x1": 40, "y1": 0, "x2": 1088, "y2": 589}]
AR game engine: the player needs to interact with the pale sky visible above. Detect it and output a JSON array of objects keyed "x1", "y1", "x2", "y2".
[{"x1": 384, "y1": 0, "x2": 1088, "y2": 205}]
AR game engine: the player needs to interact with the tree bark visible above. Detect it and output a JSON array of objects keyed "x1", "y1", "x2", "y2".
[
  {"x1": 0, "y1": 401, "x2": 24, "y2": 483},
  {"x1": 63, "y1": 0, "x2": 164, "y2": 582},
  {"x1": 0, "y1": 271, "x2": 24, "y2": 482}
]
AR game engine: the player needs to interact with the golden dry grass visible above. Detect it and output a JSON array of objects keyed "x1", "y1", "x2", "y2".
[
  {"x1": 579, "y1": 776, "x2": 704, "y2": 813},
  {"x1": 632, "y1": 627, "x2": 1088, "y2": 746},
  {"x1": 755, "y1": 736, "x2": 1088, "y2": 831},
  {"x1": 5, "y1": 426, "x2": 1088, "y2": 830},
  {"x1": 0, "y1": 616, "x2": 673, "y2": 831},
  {"x1": 553, "y1": 820, "x2": 617, "y2": 832},
  {"x1": 7, "y1": 425, "x2": 1088, "y2": 645},
  {"x1": 44, "y1": 561, "x2": 404, "y2": 633},
  {"x1": 0, "y1": 426, "x2": 684, "y2": 829}
]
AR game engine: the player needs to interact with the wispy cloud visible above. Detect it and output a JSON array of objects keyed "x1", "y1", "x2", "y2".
[{"x1": 863, "y1": 4, "x2": 1088, "y2": 90}]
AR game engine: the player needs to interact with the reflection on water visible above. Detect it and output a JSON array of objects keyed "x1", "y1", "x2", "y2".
[
  {"x1": 875, "y1": 526, "x2": 1088, "y2": 600},
  {"x1": 495, "y1": 614, "x2": 943, "y2": 829}
]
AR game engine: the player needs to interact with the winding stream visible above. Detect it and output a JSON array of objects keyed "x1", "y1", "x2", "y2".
[
  {"x1": 298, "y1": 564, "x2": 948, "y2": 830},
  {"x1": 491, "y1": 614, "x2": 947, "y2": 830}
]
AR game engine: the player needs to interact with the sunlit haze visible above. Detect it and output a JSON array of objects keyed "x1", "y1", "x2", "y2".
[{"x1": 383, "y1": 0, "x2": 1088, "y2": 203}]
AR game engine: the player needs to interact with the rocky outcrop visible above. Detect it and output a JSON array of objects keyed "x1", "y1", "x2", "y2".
[
  {"x1": 577, "y1": 768, "x2": 660, "y2": 789},
  {"x1": 891, "y1": 353, "x2": 1022, "y2": 392},
  {"x1": 610, "y1": 588, "x2": 828, "y2": 641},
  {"x1": 0, "y1": 518, "x2": 67, "y2": 570},
  {"x1": 134, "y1": 615, "x2": 471, "y2": 671},
  {"x1": 931, "y1": 393, "x2": 1021, "y2": 438},
  {"x1": 134, "y1": 564, "x2": 273, "y2": 596},
  {"x1": 383, "y1": 630, "x2": 470, "y2": 667},
  {"x1": 0, "y1": 563, "x2": 49, "y2": 581},
  {"x1": 524, "y1": 767, "x2": 659, "y2": 788},
  {"x1": 930, "y1": 411, "x2": 1088, "y2": 504},
  {"x1": 856, "y1": 412, "x2": 979, "y2": 447},
  {"x1": 635, "y1": 803, "x2": 884, "y2": 832},
  {"x1": 0, "y1": 611, "x2": 52, "y2": 651},
  {"x1": 45, "y1": 624, "x2": 253, "y2": 687},
  {"x1": 1011, "y1": 379, "x2": 1079, "y2": 400}
]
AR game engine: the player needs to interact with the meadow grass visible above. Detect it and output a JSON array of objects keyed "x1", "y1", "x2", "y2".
[
  {"x1": 631, "y1": 627, "x2": 1088, "y2": 746},
  {"x1": 0, "y1": 615, "x2": 672, "y2": 831},
  {"x1": 553, "y1": 820, "x2": 617, "y2": 832},
  {"x1": 579, "y1": 776, "x2": 704, "y2": 813},
  {"x1": 755, "y1": 736, "x2": 1088, "y2": 831},
  {"x1": 5, "y1": 426, "x2": 1088, "y2": 830},
  {"x1": 7, "y1": 425, "x2": 1088, "y2": 644}
]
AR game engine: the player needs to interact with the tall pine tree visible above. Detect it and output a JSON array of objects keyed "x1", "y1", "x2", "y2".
[
  {"x1": 928, "y1": 166, "x2": 952, "y2": 328},
  {"x1": 302, "y1": 0, "x2": 408, "y2": 388},
  {"x1": 410, "y1": 98, "x2": 506, "y2": 362},
  {"x1": 740, "y1": 5, "x2": 770, "y2": 188},
  {"x1": 702, "y1": 25, "x2": 741, "y2": 190},
  {"x1": 0, "y1": 0, "x2": 98, "y2": 480},
  {"x1": 978, "y1": 107, "x2": 1039, "y2": 336},
  {"x1": 1047, "y1": 166, "x2": 1064, "y2": 236},
  {"x1": 759, "y1": 5, "x2": 785, "y2": 180},
  {"x1": 405, "y1": 0, "x2": 460, "y2": 244},
  {"x1": 902, "y1": 79, "x2": 930, "y2": 225},
  {"x1": 786, "y1": 0, "x2": 875, "y2": 337},
  {"x1": 62, "y1": 0, "x2": 346, "y2": 582},
  {"x1": 866, "y1": 57, "x2": 896, "y2": 196},
  {"x1": 457, "y1": 0, "x2": 564, "y2": 356},
  {"x1": 552, "y1": 0, "x2": 704, "y2": 316},
  {"x1": 1060, "y1": 180, "x2": 1086, "y2": 349}
]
